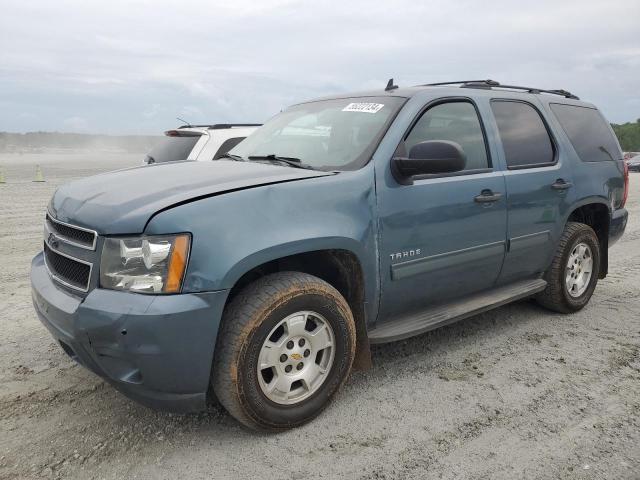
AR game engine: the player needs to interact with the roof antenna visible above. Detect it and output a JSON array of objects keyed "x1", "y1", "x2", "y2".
[
  {"x1": 385, "y1": 78, "x2": 398, "y2": 91},
  {"x1": 176, "y1": 117, "x2": 191, "y2": 127}
]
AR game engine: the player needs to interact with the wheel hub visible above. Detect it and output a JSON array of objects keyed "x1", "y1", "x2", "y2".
[
  {"x1": 257, "y1": 311, "x2": 335, "y2": 405},
  {"x1": 565, "y1": 242, "x2": 593, "y2": 298},
  {"x1": 279, "y1": 336, "x2": 311, "y2": 374}
]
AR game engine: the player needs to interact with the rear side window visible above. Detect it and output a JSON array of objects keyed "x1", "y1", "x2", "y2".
[
  {"x1": 405, "y1": 101, "x2": 489, "y2": 170},
  {"x1": 146, "y1": 135, "x2": 201, "y2": 163},
  {"x1": 549, "y1": 104, "x2": 622, "y2": 162},
  {"x1": 213, "y1": 137, "x2": 245, "y2": 159},
  {"x1": 491, "y1": 100, "x2": 555, "y2": 168}
]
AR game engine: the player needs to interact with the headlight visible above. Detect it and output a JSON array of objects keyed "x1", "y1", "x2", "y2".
[{"x1": 100, "y1": 234, "x2": 191, "y2": 293}]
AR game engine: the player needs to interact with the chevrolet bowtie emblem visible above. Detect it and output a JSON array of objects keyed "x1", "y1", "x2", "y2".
[{"x1": 48, "y1": 233, "x2": 60, "y2": 249}]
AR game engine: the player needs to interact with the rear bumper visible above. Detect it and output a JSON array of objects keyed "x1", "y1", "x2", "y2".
[
  {"x1": 31, "y1": 252, "x2": 229, "y2": 413},
  {"x1": 609, "y1": 208, "x2": 628, "y2": 247}
]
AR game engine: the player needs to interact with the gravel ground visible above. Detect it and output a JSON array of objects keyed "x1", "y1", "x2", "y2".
[{"x1": 0, "y1": 153, "x2": 639, "y2": 480}]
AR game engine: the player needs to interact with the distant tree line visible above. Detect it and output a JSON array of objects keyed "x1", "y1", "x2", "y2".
[
  {"x1": 0, "y1": 131, "x2": 161, "y2": 153},
  {"x1": 612, "y1": 120, "x2": 640, "y2": 152}
]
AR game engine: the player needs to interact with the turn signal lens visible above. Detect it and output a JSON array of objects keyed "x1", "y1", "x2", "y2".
[{"x1": 165, "y1": 235, "x2": 190, "y2": 293}]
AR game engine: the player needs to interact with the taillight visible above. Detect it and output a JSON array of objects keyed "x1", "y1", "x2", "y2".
[{"x1": 621, "y1": 161, "x2": 629, "y2": 208}]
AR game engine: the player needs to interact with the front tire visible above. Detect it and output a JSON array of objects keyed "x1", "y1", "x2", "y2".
[
  {"x1": 212, "y1": 272, "x2": 356, "y2": 431},
  {"x1": 536, "y1": 222, "x2": 600, "y2": 313}
]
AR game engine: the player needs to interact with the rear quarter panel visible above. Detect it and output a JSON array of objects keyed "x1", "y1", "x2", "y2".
[{"x1": 538, "y1": 98, "x2": 625, "y2": 217}]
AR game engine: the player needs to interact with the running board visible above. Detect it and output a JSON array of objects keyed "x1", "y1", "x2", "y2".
[{"x1": 368, "y1": 278, "x2": 547, "y2": 344}]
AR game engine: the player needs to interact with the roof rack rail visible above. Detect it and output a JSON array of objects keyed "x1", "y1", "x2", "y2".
[
  {"x1": 177, "y1": 123, "x2": 262, "y2": 130},
  {"x1": 422, "y1": 80, "x2": 579, "y2": 100}
]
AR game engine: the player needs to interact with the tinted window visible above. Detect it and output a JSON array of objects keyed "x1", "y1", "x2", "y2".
[
  {"x1": 213, "y1": 137, "x2": 245, "y2": 159},
  {"x1": 550, "y1": 104, "x2": 622, "y2": 162},
  {"x1": 405, "y1": 102, "x2": 489, "y2": 170},
  {"x1": 145, "y1": 135, "x2": 200, "y2": 163},
  {"x1": 491, "y1": 101, "x2": 554, "y2": 168}
]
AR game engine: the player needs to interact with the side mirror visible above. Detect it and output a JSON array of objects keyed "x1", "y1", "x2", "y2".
[{"x1": 393, "y1": 140, "x2": 466, "y2": 181}]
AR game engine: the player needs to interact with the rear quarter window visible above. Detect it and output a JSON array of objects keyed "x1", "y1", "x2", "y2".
[
  {"x1": 549, "y1": 104, "x2": 622, "y2": 162},
  {"x1": 213, "y1": 137, "x2": 245, "y2": 159},
  {"x1": 146, "y1": 135, "x2": 201, "y2": 163}
]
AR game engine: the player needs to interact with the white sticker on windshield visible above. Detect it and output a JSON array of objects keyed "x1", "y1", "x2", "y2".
[{"x1": 342, "y1": 103, "x2": 385, "y2": 114}]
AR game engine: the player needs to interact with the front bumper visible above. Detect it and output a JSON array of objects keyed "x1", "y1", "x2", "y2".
[
  {"x1": 609, "y1": 207, "x2": 628, "y2": 246},
  {"x1": 31, "y1": 252, "x2": 229, "y2": 413}
]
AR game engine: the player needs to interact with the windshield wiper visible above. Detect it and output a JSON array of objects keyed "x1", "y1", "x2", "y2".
[
  {"x1": 219, "y1": 153, "x2": 246, "y2": 162},
  {"x1": 248, "y1": 154, "x2": 316, "y2": 170}
]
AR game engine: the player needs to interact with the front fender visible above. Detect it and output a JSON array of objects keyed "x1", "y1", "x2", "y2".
[
  {"x1": 219, "y1": 236, "x2": 368, "y2": 290},
  {"x1": 145, "y1": 166, "x2": 379, "y2": 308}
]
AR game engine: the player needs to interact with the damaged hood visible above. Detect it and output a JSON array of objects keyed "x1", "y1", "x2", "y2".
[{"x1": 49, "y1": 160, "x2": 332, "y2": 234}]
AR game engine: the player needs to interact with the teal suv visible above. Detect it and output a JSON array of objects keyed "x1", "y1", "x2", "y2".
[{"x1": 31, "y1": 80, "x2": 628, "y2": 430}]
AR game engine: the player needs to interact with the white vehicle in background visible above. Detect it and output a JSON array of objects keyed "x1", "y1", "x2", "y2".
[{"x1": 144, "y1": 124, "x2": 261, "y2": 164}]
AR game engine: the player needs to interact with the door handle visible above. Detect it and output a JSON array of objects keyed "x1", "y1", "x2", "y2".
[
  {"x1": 551, "y1": 179, "x2": 573, "y2": 190},
  {"x1": 474, "y1": 189, "x2": 502, "y2": 203}
]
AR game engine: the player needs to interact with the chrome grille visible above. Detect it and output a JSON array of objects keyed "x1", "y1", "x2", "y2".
[
  {"x1": 43, "y1": 242, "x2": 92, "y2": 292},
  {"x1": 45, "y1": 213, "x2": 97, "y2": 250}
]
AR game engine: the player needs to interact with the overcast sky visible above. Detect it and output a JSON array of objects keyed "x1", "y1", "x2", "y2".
[{"x1": 1, "y1": 0, "x2": 638, "y2": 135}]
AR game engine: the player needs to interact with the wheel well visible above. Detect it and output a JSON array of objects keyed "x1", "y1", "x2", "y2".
[
  {"x1": 227, "y1": 249, "x2": 372, "y2": 370},
  {"x1": 568, "y1": 203, "x2": 609, "y2": 278}
]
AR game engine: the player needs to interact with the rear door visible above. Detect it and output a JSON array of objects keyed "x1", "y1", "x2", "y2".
[
  {"x1": 376, "y1": 99, "x2": 508, "y2": 320},
  {"x1": 489, "y1": 99, "x2": 576, "y2": 284}
]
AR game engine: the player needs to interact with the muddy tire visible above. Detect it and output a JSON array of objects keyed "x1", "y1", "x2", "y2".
[
  {"x1": 536, "y1": 222, "x2": 600, "y2": 313},
  {"x1": 211, "y1": 271, "x2": 356, "y2": 431}
]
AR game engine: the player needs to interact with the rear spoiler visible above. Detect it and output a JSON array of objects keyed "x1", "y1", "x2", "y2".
[
  {"x1": 164, "y1": 130, "x2": 203, "y2": 137},
  {"x1": 177, "y1": 123, "x2": 261, "y2": 130}
]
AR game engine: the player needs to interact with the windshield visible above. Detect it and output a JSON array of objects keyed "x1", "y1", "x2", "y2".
[
  {"x1": 145, "y1": 134, "x2": 201, "y2": 163},
  {"x1": 229, "y1": 96, "x2": 405, "y2": 171}
]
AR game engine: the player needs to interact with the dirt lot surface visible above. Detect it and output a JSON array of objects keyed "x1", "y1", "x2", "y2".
[{"x1": 1, "y1": 153, "x2": 639, "y2": 480}]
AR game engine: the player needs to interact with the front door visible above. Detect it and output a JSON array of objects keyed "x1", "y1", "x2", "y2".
[{"x1": 376, "y1": 99, "x2": 508, "y2": 321}]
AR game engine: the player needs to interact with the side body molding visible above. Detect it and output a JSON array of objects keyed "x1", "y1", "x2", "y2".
[{"x1": 391, "y1": 241, "x2": 506, "y2": 281}]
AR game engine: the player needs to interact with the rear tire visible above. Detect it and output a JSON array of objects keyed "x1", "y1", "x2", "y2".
[
  {"x1": 536, "y1": 222, "x2": 600, "y2": 313},
  {"x1": 212, "y1": 271, "x2": 356, "y2": 431}
]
